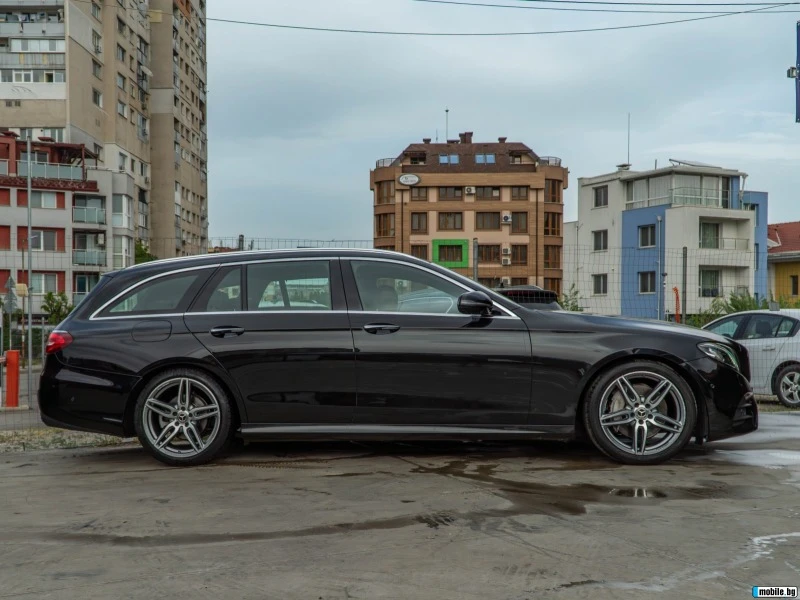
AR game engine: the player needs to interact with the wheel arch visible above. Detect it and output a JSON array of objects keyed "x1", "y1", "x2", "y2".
[
  {"x1": 574, "y1": 349, "x2": 709, "y2": 443},
  {"x1": 771, "y1": 360, "x2": 800, "y2": 396},
  {"x1": 123, "y1": 358, "x2": 246, "y2": 437}
]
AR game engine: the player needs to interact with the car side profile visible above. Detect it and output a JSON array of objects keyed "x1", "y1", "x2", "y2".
[
  {"x1": 703, "y1": 309, "x2": 800, "y2": 407},
  {"x1": 40, "y1": 249, "x2": 757, "y2": 466}
]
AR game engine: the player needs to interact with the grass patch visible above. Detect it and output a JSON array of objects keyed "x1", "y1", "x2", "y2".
[
  {"x1": 756, "y1": 395, "x2": 800, "y2": 413},
  {"x1": 0, "y1": 428, "x2": 136, "y2": 453}
]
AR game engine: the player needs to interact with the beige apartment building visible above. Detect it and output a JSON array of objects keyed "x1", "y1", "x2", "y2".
[
  {"x1": 0, "y1": 0, "x2": 207, "y2": 278},
  {"x1": 370, "y1": 132, "x2": 569, "y2": 293}
]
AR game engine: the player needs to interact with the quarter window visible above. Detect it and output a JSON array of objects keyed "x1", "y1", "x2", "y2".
[
  {"x1": 247, "y1": 261, "x2": 332, "y2": 311},
  {"x1": 104, "y1": 271, "x2": 209, "y2": 316},
  {"x1": 351, "y1": 260, "x2": 464, "y2": 314}
]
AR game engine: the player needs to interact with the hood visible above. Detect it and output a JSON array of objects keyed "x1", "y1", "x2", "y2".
[{"x1": 540, "y1": 310, "x2": 732, "y2": 345}]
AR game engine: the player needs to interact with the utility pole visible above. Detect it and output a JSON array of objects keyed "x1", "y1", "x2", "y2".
[
  {"x1": 790, "y1": 21, "x2": 800, "y2": 122},
  {"x1": 26, "y1": 135, "x2": 33, "y2": 397}
]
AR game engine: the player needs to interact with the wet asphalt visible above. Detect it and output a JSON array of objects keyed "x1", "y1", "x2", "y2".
[{"x1": 1, "y1": 413, "x2": 799, "y2": 599}]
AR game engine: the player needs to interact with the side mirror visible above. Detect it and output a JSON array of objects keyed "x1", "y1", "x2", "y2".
[{"x1": 458, "y1": 290, "x2": 493, "y2": 316}]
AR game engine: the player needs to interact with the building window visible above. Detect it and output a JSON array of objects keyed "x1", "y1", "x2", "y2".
[
  {"x1": 479, "y1": 277, "x2": 500, "y2": 288},
  {"x1": 792, "y1": 275, "x2": 798, "y2": 297},
  {"x1": 92, "y1": 60, "x2": 102, "y2": 78},
  {"x1": 544, "y1": 212, "x2": 561, "y2": 236},
  {"x1": 92, "y1": 88, "x2": 103, "y2": 107},
  {"x1": 438, "y1": 187, "x2": 463, "y2": 200},
  {"x1": 700, "y1": 269, "x2": 721, "y2": 297},
  {"x1": 91, "y1": 1, "x2": 102, "y2": 19},
  {"x1": 438, "y1": 244, "x2": 462, "y2": 263},
  {"x1": 544, "y1": 278, "x2": 561, "y2": 295},
  {"x1": 410, "y1": 212, "x2": 428, "y2": 233},
  {"x1": 113, "y1": 235, "x2": 133, "y2": 269},
  {"x1": 438, "y1": 154, "x2": 459, "y2": 165},
  {"x1": 438, "y1": 212, "x2": 463, "y2": 230},
  {"x1": 754, "y1": 243, "x2": 759, "y2": 271},
  {"x1": 477, "y1": 245, "x2": 501, "y2": 263},
  {"x1": 116, "y1": 73, "x2": 125, "y2": 90},
  {"x1": 592, "y1": 274, "x2": 608, "y2": 295},
  {"x1": 409, "y1": 155, "x2": 426, "y2": 165},
  {"x1": 639, "y1": 225, "x2": 656, "y2": 248},
  {"x1": 475, "y1": 153, "x2": 495, "y2": 164},
  {"x1": 545, "y1": 179, "x2": 562, "y2": 203},
  {"x1": 510, "y1": 277, "x2": 528, "y2": 287},
  {"x1": 112, "y1": 194, "x2": 133, "y2": 229},
  {"x1": 375, "y1": 213, "x2": 395, "y2": 237},
  {"x1": 510, "y1": 155, "x2": 523, "y2": 164},
  {"x1": 639, "y1": 271, "x2": 656, "y2": 294},
  {"x1": 476, "y1": 212, "x2": 501, "y2": 230},
  {"x1": 410, "y1": 245, "x2": 428, "y2": 261},
  {"x1": 117, "y1": 17, "x2": 127, "y2": 36},
  {"x1": 511, "y1": 212, "x2": 528, "y2": 234},
  {"x1": 376, "y1": 181, "x2": 394, "y2": 205},
  {"x1": 699, "y1": 222, "x2": 720, "y2": 249},
  {"x1": 592, "y1": 230, "x2": 608, "y2": 251},
  {"x1": 116, "y1": 44, "x2": 126, "y2": 61},
  {"x1": 29, "y1": 230, "x2": 57, "y2": 251},
  {"x1": 544, "y1": 245, "x2": 561, "y2": 269},
  {"x1": 30, "y1": 272, "x2": 58, "y2": 295},
  {"x1": 511, "y1": 186, "x2": 528, "y2": 201},
  {"x1": 476, "y1": 186, "x2": 500, "y2": 199},
  {"x1": 410, "y1": 187, "x2": 428, "y2": 201},
  {"x1": 511, "y1": 244, "x2": 527, "y2": 266},
  {"x1": 11, "y1": 39, "x2": 65, "y2": 53},
  {"x1": 118, "y1": 152, "x2": 127, "y2": 171},
  {"x1": 594, "y1": 186, "x2": 609, "y2": 208},
  {"x1": 30, "y1": 191, "x2": 57, "y2": 209}
]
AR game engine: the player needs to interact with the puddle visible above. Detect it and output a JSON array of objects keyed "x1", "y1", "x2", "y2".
[{"x1": 684, "y1": 449, "x2": 800, "y2": 469}]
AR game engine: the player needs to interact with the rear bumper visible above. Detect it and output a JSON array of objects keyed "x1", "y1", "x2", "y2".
[
  {"x1": 685, "y1": 356, "x2": 758, "y2": 442},
  {"x1": 38, "y1": 356, "x2": 140, "y2": 437}
]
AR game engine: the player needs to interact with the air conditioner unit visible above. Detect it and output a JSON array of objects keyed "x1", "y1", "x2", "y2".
[
  {"x1": 501, "y1": 212, "x2": 512, "y2": 225},
  {"x1": 501, "y1": 277, "x2": 511, "y2": 285},
  {"x1": 96, "y1": 233, "x2": 106, "y2": 246},
  {"x1": 501, "y1": 257, "x2": 511, "y2": 266},
  {"x1": 502, "y1": 247, "x2": 511, "y2": 255},
  {"x1": 464, "y1": 186, "x2": 476, "y2": 195}
]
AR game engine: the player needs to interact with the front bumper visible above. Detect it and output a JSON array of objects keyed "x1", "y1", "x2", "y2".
[{"x1": 685, "y1": 356, "x2": 758, "y2": 442}]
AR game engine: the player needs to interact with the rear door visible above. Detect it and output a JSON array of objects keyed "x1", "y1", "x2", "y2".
[
  {"x1": 735, "y1": 314, "x2": 792, "y2": 392},
  {"x1": 184, "y1": 258, "x2": 357, "y2": 424}
]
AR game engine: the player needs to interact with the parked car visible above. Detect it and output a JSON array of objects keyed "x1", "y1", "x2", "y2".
[
  {"x1": 493, "y1": 285, "x2": 562, "y2": 311},
  {"x1": 39, "y1": 249, "x2": 756, "y2": 467},
  {"x1": 703, "y1": 309, "x2": 800, "y2": 407}
]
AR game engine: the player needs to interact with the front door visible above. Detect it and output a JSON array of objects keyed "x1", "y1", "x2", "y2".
[
  {"x1": 184, "y1": 258, "x2": 357, "y2": 424},
  {"x1": 342, "y1": 258, "x2": 532, "y2": 426}
]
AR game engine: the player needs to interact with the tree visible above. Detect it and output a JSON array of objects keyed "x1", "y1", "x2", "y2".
[
  {"x1": 135, "y1": 240, "x2": 158, "y2": 264},
  {"x1": 41, "y1": 292, "x2": 74, "y2": 325},
  {"x1": 560, "y1": 283, "x2": 583, "y2": 312}
]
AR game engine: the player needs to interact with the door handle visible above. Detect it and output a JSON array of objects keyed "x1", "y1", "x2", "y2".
[
  {"x1": 363, "y1": 323, "x2": 400, "y2": 335},
  {"x1": 210, "y1": 326, "x2": 245, "y2": 338}
]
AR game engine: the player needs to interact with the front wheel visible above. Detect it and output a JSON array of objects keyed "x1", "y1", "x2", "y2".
[
  {"x1": 583, "y1": 361, "x2": 697, "y2": 465},
  {"x1": 776, "y1": 365, "x2": 800, "y2": 408},
  {"x1": 134, "y1": 369, "x2": 233, "y2": 466}
]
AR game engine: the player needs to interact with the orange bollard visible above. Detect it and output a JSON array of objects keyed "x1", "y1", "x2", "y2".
[{"x1": 5, "y1": 350, "x2": 19, "y2": 409}]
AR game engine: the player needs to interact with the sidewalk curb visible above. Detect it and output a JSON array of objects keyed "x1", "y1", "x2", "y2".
[{"x1": 0, "y1": 406, "x2": 31, "y2": 412}]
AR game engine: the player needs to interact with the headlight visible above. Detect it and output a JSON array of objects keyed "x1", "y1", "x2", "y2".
[{"x1": 698, "y1": 342, "x2": 741, "y2": 372}]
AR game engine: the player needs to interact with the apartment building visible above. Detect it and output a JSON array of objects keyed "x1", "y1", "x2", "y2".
[
  {"x1": 563, "y1": 160, "x2": 768, "y2": 318},
  {"x1": 0, "y1": 132, "x2": 133, "y2": 314},
  {"x1": 0, "y1": 0, "x2": 207, "y2": 274},
  {"x1": 370, "y1": 132, "x2": 569, "y2": 293}
]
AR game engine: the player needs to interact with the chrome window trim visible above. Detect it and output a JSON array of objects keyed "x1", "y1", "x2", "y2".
[
  {"x1": 347, "y1": 310, "x2": 518, "y2": 320},
  {"x1": 89, "y1": 264, "x2": 220, "y2": 320},
  {"x1": 343, "y1": 256, "x2": 521, "y2": 320},
  {"x1": 186, "y1": 310, "x2": 348, "y2": 316}
]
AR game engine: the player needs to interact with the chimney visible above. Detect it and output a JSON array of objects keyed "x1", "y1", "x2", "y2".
[
  {"x1": 422, "y1": 138, "x2": 431, "y2": 144},
  {"x1": 458, "y1": 133, "x2": 466, "y2": 143},
  {"x1": 464, "y1": 131, "x2": 473, "y2": 143},
  {"x1": 498, "y1": 137, "x2": 507, "y2": 143}
]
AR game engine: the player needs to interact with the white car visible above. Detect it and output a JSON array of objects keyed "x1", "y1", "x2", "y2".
[{"x1": 703, "y1": 309, "x2": 800, "y2": 407}]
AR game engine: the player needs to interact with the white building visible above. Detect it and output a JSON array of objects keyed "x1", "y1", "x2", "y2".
[{"x1": 564, "y1": 160, "x2": 768, "y2": 319}]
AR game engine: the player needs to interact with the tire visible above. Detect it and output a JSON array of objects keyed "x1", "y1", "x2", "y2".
[
  {"x1": 775, "y1": 364, "x2": 800, "y2": 408},
  {"x1": 133, "y1": 368, "x2": 233, "y2": 466},
  {"x1": 582, "y1": 360, "x2": 697, "y2": 465}
]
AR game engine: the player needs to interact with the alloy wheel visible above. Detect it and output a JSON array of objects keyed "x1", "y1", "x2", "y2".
[{"x1": 779, "y1": 371, "x2": 800, "y2": 406}]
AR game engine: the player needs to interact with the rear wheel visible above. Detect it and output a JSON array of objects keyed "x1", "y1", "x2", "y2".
[
  {"x1": 776, "y1": 365, "x2": 800, "y2": 408},
  {"x1": 583, "y1": 361, "x2": 697, "y2": 465},
  {"x1": 134, "y1": 369, "x2": 233, "y2": 466}
]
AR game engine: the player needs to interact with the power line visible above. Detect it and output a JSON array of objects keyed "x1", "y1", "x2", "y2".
[
  {"x1": 510, "y1": 0, "x2": 799, "y2": 5},
  {"x1": 207, "y1": 3, "x2": 792, "y2": 36},
  {"x1": 413, "y1": 0, "x2": 800, "y2": 13}
]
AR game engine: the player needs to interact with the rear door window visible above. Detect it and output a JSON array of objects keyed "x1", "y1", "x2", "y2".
[{"x1": 246, "y1": 261, "x2": 332, "y2": 311}]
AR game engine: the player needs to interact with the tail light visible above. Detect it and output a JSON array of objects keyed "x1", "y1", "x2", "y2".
[{"x1": 46, "y1": 331, "x2": 73, "y2": 354}]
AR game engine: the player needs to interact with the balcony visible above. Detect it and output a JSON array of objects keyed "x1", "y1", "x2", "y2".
[
  {"x1": 0, "y1": 22, "x2": 64, "y2": 36},
  {"x1": 72, "y1": 249, "x2": 106, "y2": 266},
  {"x1": 73, "y1": 206, "x2": 106, "y2": 225},
  {"x1": 698, "y1": 285, "x2": 750, "y2": 298},
  {"x1": 538, "y1": 156, "x2": 562, "y2": 167},
  {"x1": 136, "y1": 48, "x2": 149, "y2": 66},
  {"x1": 0, "y1": 52, "x2": 65, "y2": 67},
  {"x1": 17, "y1": 160, "x2": 82, "y2": 181},
  {"x1": 627, "y1": 187, "x2": 733, "y2": 210},
  {"x1": 375, "y1": 158, "x2": 395, "y2": 168},
  {"x1": 699, "y1": 237, "x2": 749, "y2": 251}
]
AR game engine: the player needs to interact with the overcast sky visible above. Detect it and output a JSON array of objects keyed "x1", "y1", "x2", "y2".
[{"x1": 205, "y1": 0, "x2": 798, "y2": 243}]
